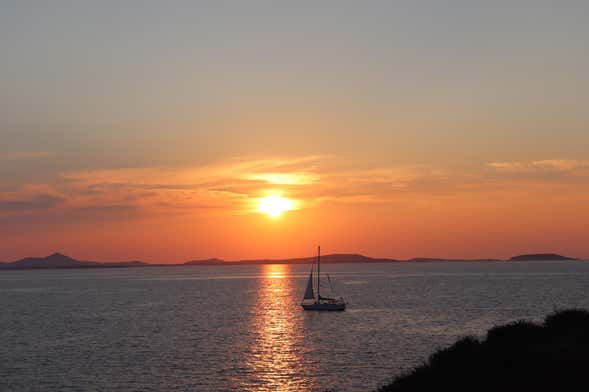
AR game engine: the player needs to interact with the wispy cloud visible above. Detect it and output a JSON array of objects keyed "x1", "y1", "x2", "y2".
[
  {"x1": 3, "y1": 156, "x2": 589, "y2": 225},
  {"x1": 0, "y1": 193, "x2": 65, "y2": 213},
  {"x1": 53, "y1": 155, "x2": 439, "y2": 215},
  {"x1": 243, "y1": 172, "x2": 320, "y2": 185},
  {"x1": 57, "y1": 156, "x2": 326, "y2": 216},
  {"x1": 488, "y1": 159, "x2": 589, "y2": 173}
]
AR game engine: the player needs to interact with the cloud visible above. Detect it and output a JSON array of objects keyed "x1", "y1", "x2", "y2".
[
  {"x1": 4, "y1": 155, "x2": 589, "y2": 226},
  {"x1": 488, "y1": 159, "x2": 589, "y2": 174},
  {"x1": 56, "y1": 155, "x2": 430, "y2": 215},
  {"x1": 0, "y1": 193, "x2": 65, "y2": 213},
  {"x1": 243, "y1": 172, "x2": 320, "y2": 185},
  {"x1": 55, "y1": 156, "x2": 327, "y2": 216},
  {"x1": 41, "y1": 158, "x2": 505, "y2": 215}
]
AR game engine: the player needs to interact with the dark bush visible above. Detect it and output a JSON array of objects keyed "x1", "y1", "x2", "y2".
[
  {"x1": 428, "y1": 336, "x2": 481, "y2": 368},
  {"x1": 485, "y1": 320, "x2": 544, "y2": 346},
  {"x1": 543, "y1": 308, "x2": 589, "y2": 332},
  {"x1": 376, "y1": 309, "x2": 589, "y2": 392}
]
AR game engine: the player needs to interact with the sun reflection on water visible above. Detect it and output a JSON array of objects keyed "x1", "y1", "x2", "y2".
[{"x1": 242, "y1": 264, "x2": 311, "y2": 392}]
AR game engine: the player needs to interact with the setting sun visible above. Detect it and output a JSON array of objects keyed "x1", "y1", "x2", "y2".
[{"x1": 257, "y1": 195, "x2": 295, "y2": 218}]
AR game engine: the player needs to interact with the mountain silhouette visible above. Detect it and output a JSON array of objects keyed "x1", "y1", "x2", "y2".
[
  {"x1": 184, "y1": 253, "x2": 399, "y2": 266},
  {"x1": 0, "y1": 253, "x2": 146, "y2": 270},
  {"x1": 509, "y1": 253, "x2": 578, "y2": 261},
  {"x1": 10, "y1": 253, "x2": 98, "y2": 268},
  {"x1": 0, "y1": 252, "x2": 583, "y2": 270},
  {"x1": 184, "y1": 258, "x2": 225, "y2": 265}
]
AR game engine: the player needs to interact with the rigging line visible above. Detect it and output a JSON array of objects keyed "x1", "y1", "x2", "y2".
[{"x1": 327, "y1": 274, "x2": 336, "y2": 295}]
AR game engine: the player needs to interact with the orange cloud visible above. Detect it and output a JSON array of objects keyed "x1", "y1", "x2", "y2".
[
  {"x1": 3, "y1": 156, "x2": 589, "y2": 227},
  {"x1": 243, "y1": 172, "x2": 320, "y2": 185},
  {"x1": 55, "y1": 156, "x2": 326, "y2": 217},
  {"x1": 2, "y1": 155, "x2": 589, "y2": 262},
  {"x1": 488, "y1": 159, "x2": 589, "y2": 173}
]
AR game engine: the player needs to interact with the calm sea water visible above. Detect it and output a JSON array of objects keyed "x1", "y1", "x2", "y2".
[{"x1": 2, "y1": 261, "x2": 589, "y2": 391}]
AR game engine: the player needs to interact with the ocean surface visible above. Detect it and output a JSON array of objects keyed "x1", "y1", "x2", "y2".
[{"x1": 2, "y1": 260, "x2": 589, "y2": 391}]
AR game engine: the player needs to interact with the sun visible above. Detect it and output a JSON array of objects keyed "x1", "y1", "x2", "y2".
[{"x1": 257, "y1": 195, "x2": 295, "y2": 218}]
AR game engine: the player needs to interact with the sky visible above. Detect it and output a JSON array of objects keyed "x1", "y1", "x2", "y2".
[{"x1": 1, "y1": 1, "x2": 588, "y2": 262}]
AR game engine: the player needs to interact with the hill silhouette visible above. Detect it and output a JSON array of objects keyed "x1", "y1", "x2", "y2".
[
  {"x1": 185, "y1": 253, "x2": 399, "y2": 266},
  {"x1": 377, "y1": 309, "x2": 589, "y2": 392},
  {"x1": 0, "y1": 253, "x2": 147, "y2": 270},
  {"x1": 0, "y1": 252, "x2": 584, "y2": 270},
  {"x1": 184, "y1": 258, "x2": 225, "y2": 265},
  {"x1": 509, "y1": 253, "x2": 578, "y2": 261}
]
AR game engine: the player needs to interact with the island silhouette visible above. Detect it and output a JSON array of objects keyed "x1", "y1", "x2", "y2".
[
  {"x1": 509, "y1": 253, "x2": 577, "y2": 261},
  {"x1": 0, "y1": 252, "x2": 582, "y2": 270},
  {"x1": 0, "y1": 253, "x2": 146, "y2": 269}
]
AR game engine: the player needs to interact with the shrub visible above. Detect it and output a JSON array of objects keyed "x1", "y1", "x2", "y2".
[{"x1": 376, "y1": 309, "x2": 589, "y2": 392}]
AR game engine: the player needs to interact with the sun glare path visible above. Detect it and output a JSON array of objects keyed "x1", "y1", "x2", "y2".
[{"x1": 257, "y1": 195, "x2": 295, "y2": 218}]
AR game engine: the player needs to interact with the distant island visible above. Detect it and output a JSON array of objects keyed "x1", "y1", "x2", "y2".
[
  {"x1": 0, "y1": 252, "x2": 583, "y2": 270},
  {"x1": 0, "y1": 253, "x2": 147, "y2": 270},
  {"x1": 509, "y1": 253, "x2": 578, "y2": 261},
  {"x1": 185, "y1": 253, "x2": 398, "y2": 266},
  {"x1": 377, "y1": 309, "x2": 589, "y2": 391}
]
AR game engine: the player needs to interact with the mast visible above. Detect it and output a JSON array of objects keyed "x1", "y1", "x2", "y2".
[{"x1": 317, "y1": 246, "x2": 320, "y2": 301}]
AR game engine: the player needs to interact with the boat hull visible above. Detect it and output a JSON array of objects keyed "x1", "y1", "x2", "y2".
[{"x1": 301, "y1": 302, "x2": 346, "y2": 311}]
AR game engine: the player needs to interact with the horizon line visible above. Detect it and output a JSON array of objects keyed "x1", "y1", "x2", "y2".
[{"x1": 0, "y1": 251, "x2": 585, "y2": 266}]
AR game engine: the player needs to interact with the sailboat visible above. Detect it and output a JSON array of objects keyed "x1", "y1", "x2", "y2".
[{"x1": 301, "y1": 246, "x2": 346, "y2": 311}]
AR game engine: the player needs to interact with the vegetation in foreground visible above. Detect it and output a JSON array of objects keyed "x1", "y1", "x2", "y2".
[{"x1": 377, "y1": 309, "x2": 589, "y2": 392}]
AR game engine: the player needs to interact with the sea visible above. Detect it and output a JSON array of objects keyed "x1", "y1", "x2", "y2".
[{"x1": 2, "y1": 260, "x2": 589, "y2": 391}]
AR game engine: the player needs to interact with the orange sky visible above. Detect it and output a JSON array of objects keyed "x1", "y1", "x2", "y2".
[
  {"x1": 1, "y1": 155, "x2": 588, "y2": 262},
  {"x1": 1, "y1": 3, "x2": 589, "y2": 262}
]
